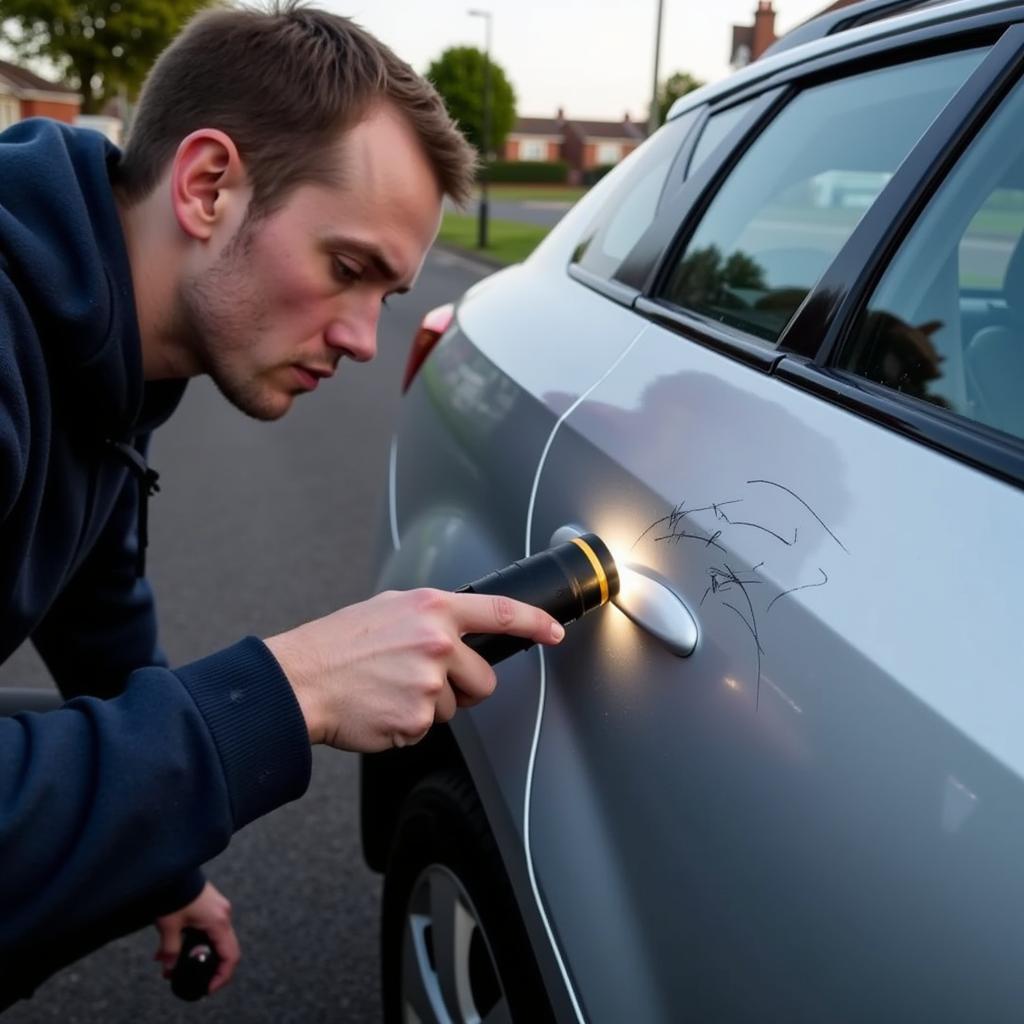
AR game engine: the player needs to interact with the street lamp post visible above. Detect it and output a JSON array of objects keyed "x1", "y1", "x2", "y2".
[
  {"x1": 468, "y1": 8, "x2": 492, "y2": 249},
  {"x1": 648, "y1": 0, "x2": 665, "y2": 136}
]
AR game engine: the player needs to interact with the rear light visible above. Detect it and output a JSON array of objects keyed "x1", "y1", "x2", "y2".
[{"x1": 402, "y1": 302, "x2": 455, "y2": 393}]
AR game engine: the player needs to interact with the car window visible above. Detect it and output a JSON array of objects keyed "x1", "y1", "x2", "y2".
[
  {"x1": 687, "y1": 100, "x2": 754, "y2": 176},
  {"x1": 959, "y1": 186, "x2": 1024, "y2": 292},
  {"x1": 571, "y1": 108, "x2": 699, "y2": 281},
  {"x1": 837, "y1": 75, "x2": 1024, "y2": 443},
  {"x1": 657, "y1": 48, "x2": 986, "y2": 344}
]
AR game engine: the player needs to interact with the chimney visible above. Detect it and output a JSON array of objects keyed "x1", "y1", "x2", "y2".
[
  {"x1": 623, "y1": 111, "x2": 631, "y2": 124},
  {"x1": 556, "y1": 106, "x2": 565, "y2": 122},
  {"x1": 752, "y1": 1, "x2": 776, "y2": 60}
]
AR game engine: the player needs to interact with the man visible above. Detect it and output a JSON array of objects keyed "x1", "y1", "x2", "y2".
[{"x1": 0, "y1": 3, "x2": 564, "y2": 1005}]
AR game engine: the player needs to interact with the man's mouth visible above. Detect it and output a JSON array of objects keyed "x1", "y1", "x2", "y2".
[{"x1": 293, "y1": 365, "x2": 334, "y2": 391}]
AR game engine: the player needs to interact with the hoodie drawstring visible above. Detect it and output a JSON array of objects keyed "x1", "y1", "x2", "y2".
[{"x1": 105, "y1": 439, "x2": 161, "y2": 578}]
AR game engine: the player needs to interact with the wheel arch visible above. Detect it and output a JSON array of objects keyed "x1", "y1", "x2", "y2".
[{"x1": 360, "y1": 724, "x2": 470, "y2": 872}]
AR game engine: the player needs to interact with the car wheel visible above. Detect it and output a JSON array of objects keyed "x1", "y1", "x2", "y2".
[{"x1": 381, "y1": 772, "x2": 554, "y2": 1024}]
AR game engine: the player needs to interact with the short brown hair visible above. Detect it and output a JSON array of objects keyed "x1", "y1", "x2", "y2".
[{"x1": 117, "y1": 2, "x2": 477, "y2": 213}]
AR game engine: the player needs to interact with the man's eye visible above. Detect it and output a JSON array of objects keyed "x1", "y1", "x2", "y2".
[{"x1": 334, "y1": 258, "x2": 362, "y2": 283}]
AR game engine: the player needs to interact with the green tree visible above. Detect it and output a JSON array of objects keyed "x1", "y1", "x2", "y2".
[
  {"x1": 426, "y1": 46, "x2": 516, "y2": 158},
  {"x1": 655, "y1": 70, "x2": 703, "y2": 127},
  {"x1": 0, "y1": 0, "x2": 217, "y2": 113}
]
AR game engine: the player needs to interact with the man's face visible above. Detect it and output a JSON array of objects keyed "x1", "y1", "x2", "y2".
[{"x1": 178, "y1": 105, "x2": 444, "y2": 421}]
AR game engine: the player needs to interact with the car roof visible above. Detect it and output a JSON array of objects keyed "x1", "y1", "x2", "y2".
[
  {"x1": 760, "y1": 0, "x2": 946, "y2": 60},
  {"x1": 667, "y1": 0, "x2": 1022, "y2": 119}
]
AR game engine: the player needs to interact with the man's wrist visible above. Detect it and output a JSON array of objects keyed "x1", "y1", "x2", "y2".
[{"x1": 263, "y1": 631, "x2": 324, "y2": 745}]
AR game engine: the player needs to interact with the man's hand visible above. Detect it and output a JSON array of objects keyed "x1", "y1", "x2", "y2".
[
  {"x1": 265, "y1": 588, "x2": 564, "y2": 752},
  {"x1": 153, "y1": 881, "x2": 239, "y2": 995}
]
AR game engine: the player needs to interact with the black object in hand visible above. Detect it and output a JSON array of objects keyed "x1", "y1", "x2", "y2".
[
  {"x1": 457, "y1": 533, "x2": 618, "y2": 665},
  {"x1": 170, "y1": 927, "x2": 219, "y2": 1001}
]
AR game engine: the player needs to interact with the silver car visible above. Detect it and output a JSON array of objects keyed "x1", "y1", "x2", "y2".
[{"x1": 363, "y1": 2, "x2": 1024, "y2": 1020}]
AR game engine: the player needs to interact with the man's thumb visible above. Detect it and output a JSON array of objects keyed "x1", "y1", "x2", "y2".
[{"x1": 154, "y1": 918, "x2": 184, "y2": 972}]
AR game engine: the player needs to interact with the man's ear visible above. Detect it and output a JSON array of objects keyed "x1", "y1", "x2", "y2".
[{"x1": 170, "y1": 129, "x2": 248, "y2": 241}]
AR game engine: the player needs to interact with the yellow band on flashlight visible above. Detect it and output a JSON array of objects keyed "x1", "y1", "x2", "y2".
[{"x1": 571, "y1": 537, "x2": 609, "y2": 605}]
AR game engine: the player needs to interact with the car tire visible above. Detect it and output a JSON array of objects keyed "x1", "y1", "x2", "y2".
[{"x1": 381, "y1": 771, "x2": 555, "y2": 1024}]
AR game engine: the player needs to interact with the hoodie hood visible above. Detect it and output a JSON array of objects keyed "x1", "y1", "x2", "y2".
[{"x1": 0, "y1": 119, "x2": 155, "y2": 438}]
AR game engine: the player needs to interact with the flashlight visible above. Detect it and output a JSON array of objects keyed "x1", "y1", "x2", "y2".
[
  {"x1": 170, "y1": 927, "x2": 219, "y2": 1001},
  {"x1": 456, "y1": 532, "x2": 618, "y2": 665}
]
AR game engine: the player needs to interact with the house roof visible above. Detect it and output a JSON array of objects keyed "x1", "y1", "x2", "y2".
[
  {"x1": 511, "y1": 115, "x2": 643, "y2": 141},
  {"x1": 510, "y1": 117, "x2": 564, "y2": 137},
  {"x1": 0, "y1": 59, "x2": 77, "y2": 98},
  {"x1": 573, "y1": 119, "x2": 644, "y2": 141}
]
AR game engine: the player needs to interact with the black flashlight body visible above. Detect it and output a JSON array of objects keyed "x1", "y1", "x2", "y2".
[
  {"x1": 456, "y1": 533, "x2": 618, "y2": 665},
  {"x1": 170, "y1": 927, "x2": 219, "y2": 1001}
]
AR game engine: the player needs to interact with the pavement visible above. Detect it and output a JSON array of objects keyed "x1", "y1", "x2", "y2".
[{"x1": 0, "y1": 247, "x2": 490, "y2": 1023}]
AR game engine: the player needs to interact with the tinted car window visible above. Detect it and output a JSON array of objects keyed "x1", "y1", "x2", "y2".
[
  {"x1": 572, "y1": 108, "x2": 699, "y2": 280},
  {"x1": 687, "y1": 100, "x2": 754, "y2": 176},
  {"x1": 658, "y1": 49, "x2": 985, "y2": 344},
  {"x1": 838, "y1": 75, "x2": 1024, "y2": 442},
  {"x1": 959, "y1": 186, "x2": 1024, "y2": 292}
]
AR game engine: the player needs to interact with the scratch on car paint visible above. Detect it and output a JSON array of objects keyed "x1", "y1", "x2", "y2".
[
  {"x1": 716, "y1": 510, "x2": 798, "y2": 547},
  {"x1": 632, "y1": 499, "x2": 743, "y2": 551},
  {"x1": 653, "y1": 526, "x2": 728, "y2": 553},
  {"x1": 767, "y1": 568, "x2": 829, "y2": 613},
  {"x1": 719, "y1": 562, "x2": 765, "y2": 707},
  {"x1": 636, "y1": 480, "x2": 845, "y2": 709},
  {"x1": 747, "y1": 478, "x2": 850, "y2": 554}
]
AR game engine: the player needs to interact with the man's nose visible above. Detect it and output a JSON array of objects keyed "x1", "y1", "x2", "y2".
[{"x1": 325, "y1": 310, "x2": 378, "y2": 363}]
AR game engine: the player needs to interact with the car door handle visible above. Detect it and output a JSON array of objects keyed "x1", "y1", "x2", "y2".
[
  {"x1": 550, "y1": 526, "x2": 698, "y2": 657},
  {"x1": 613, "y1": 562, "x2": 699, "y2": 657}
]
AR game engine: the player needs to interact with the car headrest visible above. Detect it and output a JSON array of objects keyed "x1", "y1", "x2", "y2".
[{"x1": 1002, "y1": 231, "x2": 1024, "y2": 314}]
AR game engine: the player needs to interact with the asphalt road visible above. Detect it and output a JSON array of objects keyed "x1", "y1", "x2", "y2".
[
  {"x1": 0, "y1": 246, "x2": 490, "y2": 1023},
  {"x1": 488, "y1": 199, "x2": 573, "y2": 227},
  {"x1": 450, "y1": 196, "x2": 574, "y2": 227}
]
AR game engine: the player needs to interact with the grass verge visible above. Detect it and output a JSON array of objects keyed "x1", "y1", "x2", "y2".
[{"x1": 439, "y1": 213, "x2": 550, "y2": 265}]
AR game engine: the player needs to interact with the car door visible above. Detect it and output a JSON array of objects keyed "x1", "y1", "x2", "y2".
[
  {"x1": 526, "y1": 30, "x2": 1024, "y2": 1023},
  {"x1": 373, "y1": 109, "x2": 706, "y2": 1016}
]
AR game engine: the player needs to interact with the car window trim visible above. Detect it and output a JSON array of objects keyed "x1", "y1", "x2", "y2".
[
  {"x1": 612, "y1": 86, "x2": 790, "y2": 294},
  {"x1": 567, "y1": 263, "x2": 641, "y2": 306},
  {"x1": 642, "y1": 29, "x2": 1013, "y2": 314},
  {"x1": 775, "y1": 357, "x2": 1024, "y2": 488},
  {"x1": 658, "y1": 105, "x2": 709, "y2": 208},
  {"x1": 772, "y1": 24, "x2": 1024, "y2": 491},
  {"x1": 713, "y1": 3, "x2": 1024, "y2": 112},
  {"x1": 617, "y1": 10, "x2": 1023, "y2": 364},
  {"x1": 633, "y1": 297, "x2": 786, "y2": 372},
  {"x1": 780, "y1": 22, "x2": 1024, "y2": 362},
  {"x1": 679, "y1": 98, "x2": 749, "y2": 181},
  {"x1": 566, "y1": 110, "x2": 701, "y2": 306}
]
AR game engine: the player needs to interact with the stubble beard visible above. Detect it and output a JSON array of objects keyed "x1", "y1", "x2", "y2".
[{"x1": 174, "y1": 226, "x2": 291, "y2": 423}]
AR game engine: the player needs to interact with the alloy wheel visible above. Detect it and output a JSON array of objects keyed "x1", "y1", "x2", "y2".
[{"x1": 400, "y1": 864, "x2": 511, "y2": 1024}]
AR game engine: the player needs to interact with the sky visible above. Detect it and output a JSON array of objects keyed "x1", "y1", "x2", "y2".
[{"x1": 333, "y1": 0, "x2": 831, "y2": 122}]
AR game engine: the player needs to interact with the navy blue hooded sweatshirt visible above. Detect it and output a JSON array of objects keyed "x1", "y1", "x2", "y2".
[{"x1": 0, "y1": 120, "x2": 311, "y2": 994}]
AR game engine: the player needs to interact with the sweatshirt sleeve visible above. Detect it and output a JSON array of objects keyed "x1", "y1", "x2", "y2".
[{"x1": 0, "y1": 637, "x2": 311, "y2": 957}]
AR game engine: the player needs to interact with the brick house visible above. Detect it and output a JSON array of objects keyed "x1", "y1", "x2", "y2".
[
  {"x1": 504, "y1": 108, "x2": 645, "y2": 183},
  {"x1": 0, "y1": 60, "x2": 80, "y2": 131},
  {"x1": 731, "y1": 0, "x2": 863, "y2": 68},
  {"x1": 504, "y1": 116, "x2": 564, "y2": 164},
  {"x1": 730, "y1": 1, "x2": 781, "y2": 68}
]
